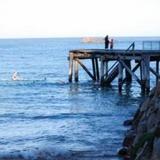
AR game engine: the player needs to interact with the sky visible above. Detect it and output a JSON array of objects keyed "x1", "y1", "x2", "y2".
[{"x1": 0, "y1": 0, "x2": 159, "y2": 38}]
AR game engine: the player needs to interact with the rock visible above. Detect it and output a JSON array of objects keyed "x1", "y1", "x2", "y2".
[
  {"x1": 140, "y1": 97, "x2": 150, "y2": 112},
  {"x1": 154, "y1": 82, "x2": 160, "y2": 97},
  {"x1": 146, "y1": 111, "x2": 159, "y2": 132},
  {"x1": 132, "y1": 110, "x2": 145, "y2": 128},
  {"x1": 134, "y1": 141, "x2": 152, "y2": 160},
  {"x1": 155, "y1": 127, "x2": 160, "y2": 138},
  {"x1": 154, "y1": 98, "x2": 160, "y2": 110},
  {"x1": 149, "y1": 87, "x2": 156, "y2": 98},
  {"x1": 118, "y1": 147, "x2": 129, "y2": 156},
  {"x1": 124, "y1": 119, "x2": 133, "y2": 126},
  {"x1": 151, "y1": 138, "x2": 160, "y2": 160},
  {"x1": 123, "y1": 130, "x2": 135, "y2": 147},
  {"x1": 133, "y1": 121, "x2": 147, "y2": 146}
]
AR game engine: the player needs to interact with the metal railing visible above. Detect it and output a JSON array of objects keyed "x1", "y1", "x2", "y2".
[
  {"x1": 126, "y1": 42, "x2": 135, "y2": 51},
  {"x1": 143, "y1": 41, "x2": 160, "y2": 50}
]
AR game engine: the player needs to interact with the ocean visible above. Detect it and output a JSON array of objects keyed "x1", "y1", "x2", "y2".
[{"x1": 0, "y1": 37, "x2": 159, "y2": 160}]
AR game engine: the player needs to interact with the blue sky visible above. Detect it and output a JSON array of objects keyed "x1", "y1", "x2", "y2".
[{"x1": 0, "y1": 0, "x2": 159, "y2": 38}]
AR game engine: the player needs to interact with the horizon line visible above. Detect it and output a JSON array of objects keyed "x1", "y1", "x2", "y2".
[{"x1": 0, "y1": 35, "x2": 160, "y2": 40}]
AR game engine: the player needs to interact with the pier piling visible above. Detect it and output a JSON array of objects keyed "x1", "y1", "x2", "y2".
[
  {"x1": 74, "y1": 59, "x2": 79, "y2": 82},
  {"x1": 69, "y1": 53, "x2": 73, "y2": 82},
  {"x1": 118, "y1": 62, "x2": 123, "y2": 93}
]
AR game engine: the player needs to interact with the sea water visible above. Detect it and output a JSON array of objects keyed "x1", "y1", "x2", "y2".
[{"x1": 0, "y1": 37, "x2": 159, "y2": 160}]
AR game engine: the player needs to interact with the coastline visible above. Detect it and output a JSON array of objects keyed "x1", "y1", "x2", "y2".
[{"x1": 119, "y1": 83, "x2": 160, "y2": 160}]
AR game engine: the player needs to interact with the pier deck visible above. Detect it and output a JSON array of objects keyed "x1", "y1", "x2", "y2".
[{"x1": 68, "y1": 47, "x2": 160, "y2": 93}]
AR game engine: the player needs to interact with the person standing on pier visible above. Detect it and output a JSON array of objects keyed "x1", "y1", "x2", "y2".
[
  {"x1": 110, "y1": 38, "x2": 114, "y2": 49},
  {"x1": 104, "y1": 35, "x2": 109, "y2": 49}
]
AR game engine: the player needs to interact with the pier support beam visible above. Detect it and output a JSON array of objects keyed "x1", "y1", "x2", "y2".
[
  {"x1": 141, "y1": 55, "x2": 150, "y2": 93},
  {"x1": 100, "y1": 58, "x2": 109, "y2": 85},
  {"x1": 76, "y1": 59, "x2": 95, "y2": 81},
  {"x1": 156, "y1": 60, "x2": 159, "y2": 84},
  {"x1": 95, "y1": 58, "x2": 99, "y2": 81},
  {"x1": 69, "y1": 53, "x2": 73, "y2": 82},
  {"x1": 125, "y1": 60, "x2": 132, "y2": 83},
  {"x1": 100, "y1": 57, "x2": 105, "y2": 83},
  {"x1": 118, "y1": 61, "x2": 123, "y2": 93},
  {"x1": 146, "y1": 58, "x2": 150, "y2": 93},
  {"x1": 74, "y1": 59, "x2": 79, "y2": 82},
  {"x1": 92, "y1": 58, "x2": 96, "y2": 81},
  {"x1": 122, "y1": 62, "x2": 140, "y2": 85},
  {"x1": 105, "y1": 60, "x2": 108, "y2": 77},
  {"x1": 141, "y1": 59, "x2": 145, "y2": 93}
]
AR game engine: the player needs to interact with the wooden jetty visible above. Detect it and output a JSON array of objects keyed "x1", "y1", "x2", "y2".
[{"x1": 68, "y1": 43, "x2": 160, "y2": 93}]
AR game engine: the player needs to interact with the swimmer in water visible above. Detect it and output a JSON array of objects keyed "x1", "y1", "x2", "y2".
[{"x1": 12, "y1": 71, "x2": 21, "y2": 81}]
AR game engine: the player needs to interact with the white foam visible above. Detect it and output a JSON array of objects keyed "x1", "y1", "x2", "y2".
[{"x1": 0, "y1": 145, "x2": 70, "y2": 160}]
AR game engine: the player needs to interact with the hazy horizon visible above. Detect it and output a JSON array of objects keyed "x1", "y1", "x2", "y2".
[{"x1": 0, "y1": 36, "x2": 160, "y2": 40}]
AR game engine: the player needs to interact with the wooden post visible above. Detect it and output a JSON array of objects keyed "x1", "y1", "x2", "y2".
[
  {"x1": 140, "y1": 62, "x2": 142, "y2": 82},
  {"x1": 92, "y1": 58, "x2": 96, "y2": 81},
  {"x1": 156, "y1": 60, "x2": 159, "y2": 84},
  {"x1": 141, "y1": 55, "x2": 150, "y2": 93},
  {"x1": 146, "y1": 56, "x2": 150, "y2": 93},
  {"x1": 122, "y1": 62, "x2": 140, "y2": 85},
  {"x1": 125, "y1": 60, "x2": 132, "y2": 83},
  {"x1": 118, "y1": 61, "x2": 123, "y2": 93},
  {"x1": 76, "y1": 59, "x2": 95, "y2": 80},
  {"x1": 74, "y1": 59, "x2": 79, "y2": 82},
  {"x1": 95, "y1": 58, "x2": 99, "y2": 81},
  {"x1": 141, "y1": 58, "x2": 146, "y2": 93},
  {"x1": 120, "y1": 59, "x2": 141, "y2": 85},
  {"x1": 105, "y1": 60, "x2": 108, "y2": 77},
  {"x1": 69, "y1": 53, "x2": 73, "y2": 82},
  {"x1": 100, "y1": 57, "x2": 105, "y2": 83}
]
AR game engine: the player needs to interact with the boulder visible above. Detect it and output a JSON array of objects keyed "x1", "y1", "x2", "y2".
[
  {"x1": 124, "y1": 119, "x2": 133, "y2": 126},
  {"x1": 118, "y1": 147, "x2": 129, "y2": 157},
  {"x1": 151, "y1": 138, "x2": 160, "y2": 160}
]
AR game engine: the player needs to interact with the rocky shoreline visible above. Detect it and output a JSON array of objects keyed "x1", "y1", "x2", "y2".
[{"x1": 119, "y1": 83, "x2": 160, "y2": 160}]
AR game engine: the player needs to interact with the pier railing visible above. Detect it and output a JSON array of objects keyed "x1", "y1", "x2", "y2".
[{"x1": 143, "y1": 41, "x2": 160, "y2": 50}]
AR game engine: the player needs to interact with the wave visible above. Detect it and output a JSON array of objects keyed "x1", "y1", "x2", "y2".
[
  {"x1": 0, "y1": 146, "x2": 119, "y2": 160},
  {"x1": 0, "y1": 113, "x2": 112, "y2": 121},
  {"x1": 0, "y1": 79, "x2": 69, "y2": 87}
]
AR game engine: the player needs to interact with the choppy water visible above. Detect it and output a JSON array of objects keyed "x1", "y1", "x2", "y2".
[{"x1": 0, "y1": 37, "x2": 159, "y2": 160}]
